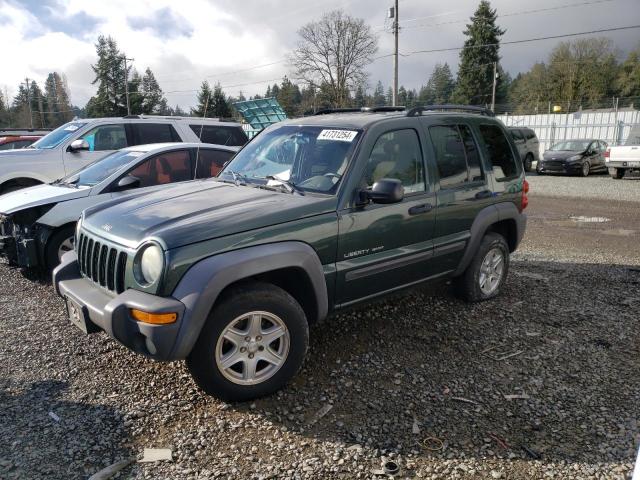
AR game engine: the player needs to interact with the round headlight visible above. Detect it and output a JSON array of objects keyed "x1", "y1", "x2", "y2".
[{"x1": 138, "y1": 244, "x2": 164, "y2": 285}]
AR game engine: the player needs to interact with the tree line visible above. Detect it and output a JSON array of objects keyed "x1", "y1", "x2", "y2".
[{"x1": 1, "y1": 0, "x2": 639, "y2": 129}]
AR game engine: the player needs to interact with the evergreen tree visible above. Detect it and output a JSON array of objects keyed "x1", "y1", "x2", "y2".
[
  {"x1": 86, "y1": 36, "x2": 129, "y2": 117},
  {"x1": 192, "y1": 81, "x2": 215, "y2": 117},
  {"x1": 127, "y1": 69, "x2": 143, "y2": 114},
  {"x1": 385, "y1": 87, "x2": 393, "y2": 106},
  {"x1": 210, "y1": 83, "x2": 232, "y2": 118},
  {"x1": 140, "y1": 67, "x2": 165, "y2": 114},
  {"x1": 352, "y1": 84, "x2": 366, "y2": 108},
  {"x1": 0, "y1": 89, "x2": 8, "y2": 127},
  {"x1": 371, "y1": 81, "x2": 386, "y2": 106},
  {"x1": 12, "y1": 81, "x2": 43, "y2": 128},
  {"x1": 426, "y1": 63, "x2": 456, "y2": 104},
  {"x1": 451, "y1": 1, "x2": 505, "y2": 105},
  {"x1": 397, "y1": 86, "x2": 408, "y2": 106},
  {"x1": 43, "y1": 72, "x2": 73, "y2": 127},
  {"x1": 276, "y1": 76, "x2": 302, "y2": 117},
  {"x1": 299, "y1": 84, "x2": 317, "y2": 114}
]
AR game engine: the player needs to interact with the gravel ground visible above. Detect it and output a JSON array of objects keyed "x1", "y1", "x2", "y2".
[
  {"x1": 526, "y1": 168, "x2": 640, "y2": 202},
  {"x1": 1, "y1": 180, "x2": 639, "y2": 479}
]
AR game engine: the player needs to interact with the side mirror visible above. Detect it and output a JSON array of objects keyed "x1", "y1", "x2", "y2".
[
  {"x1": 362, "y1": 178, "x2": 404, "y2": 204},
  {"x1": 69, "y1": 139, "x2": 89, "y2": 152},
  {"x1": 115, "y1": 175, "x2": 140, "y2": 191}
]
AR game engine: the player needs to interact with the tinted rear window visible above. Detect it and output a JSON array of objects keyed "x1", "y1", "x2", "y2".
[
  {"x1": 479, "y1": 124, "x2": 519, "y2": 181},
  {"x1": 132, "y1": 123, "x2": 181, "y2": 145},
  {"x1": 190, "y1": 125, "x2": 248, "y2": 146}
]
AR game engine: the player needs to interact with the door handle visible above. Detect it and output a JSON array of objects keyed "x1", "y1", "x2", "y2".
[
  {"x1": 408, "y1": 203, "x2": 433, "y2": 215},
  {"x1": 475, "y1": 190, "x2": 494, "y2": 200}
]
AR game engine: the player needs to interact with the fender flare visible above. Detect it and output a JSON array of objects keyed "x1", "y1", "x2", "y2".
[
  {"x1": 169, "y1": 241, "x2": 328, "y2": 359},
  {"x1": 453, "y1": 202, "x2": 526, "y2": 276}
]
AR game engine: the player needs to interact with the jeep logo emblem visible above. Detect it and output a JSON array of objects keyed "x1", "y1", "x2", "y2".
[{"x1": 102, "y1": 224, "x2": 113, "y2": 232}]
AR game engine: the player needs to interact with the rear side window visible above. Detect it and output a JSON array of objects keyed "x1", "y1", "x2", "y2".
[
  {"x1": 195, "y1": 148, "x2": 235, "y2": 178},
  {"x1": 478, "y1": 124, "x2": 519, "y2": 181},
  {"x1": 190, "y1": 125, "x2": 248, "y2": 147},
  {"x1": 132, "y1": 123, "x2": 181, "y2": 145},
  {"x1": 430, "y1": 126, "x2": 468, "y2": 189},
  {"x1": 127, "y1": 150, "x2": 193, "y2": 187},
  {"x1": 510, "y1": 129, "x2": 524, "y2": 141}
]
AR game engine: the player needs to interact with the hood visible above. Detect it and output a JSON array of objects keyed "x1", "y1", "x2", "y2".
[
  {"x1": 82, "y1": 180, "x2": 337, "y2": 250},
  {"x1": 543, "y1": 150, "x2": 583, "y2": 161},
  {"x1": 0, "y1": 183, "x2": 90, "y2": 215}
]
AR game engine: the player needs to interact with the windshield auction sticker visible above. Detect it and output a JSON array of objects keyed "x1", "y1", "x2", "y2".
[{"x1": 317, "y1": 129, "x2": 358, "y2": 142}]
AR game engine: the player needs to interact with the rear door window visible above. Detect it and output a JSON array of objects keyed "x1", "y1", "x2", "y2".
[
  {"x1": 429, "y1": 125, "x2": 469, "y2": 189},
  {"x1": 195, "y1": 148, "x2": 235, "y2": 178},
  {"x1": 131, "y1": 123, "x2": 181, "y2": 145},
  {"x1": 190, "y1": 125, "x2": 248, "y2": 146},
  {"x1": 478, "y1": 124, "x2": 519, "y2": 181},
  {"x1": 126, "y1": 149, "x2": 193, "y2": 187}
]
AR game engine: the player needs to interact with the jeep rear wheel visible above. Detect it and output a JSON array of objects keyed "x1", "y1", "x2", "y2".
[
  {"x1": 186, "y1": 282, "x2": 308, "y2": 402},
  {"x1": 454, "y1": 232, "x2": 510, "y2": 302}
]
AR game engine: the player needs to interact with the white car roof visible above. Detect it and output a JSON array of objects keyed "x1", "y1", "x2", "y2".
[{"x1": 120, "y1": 142, "x2": 240, "y2": 153}]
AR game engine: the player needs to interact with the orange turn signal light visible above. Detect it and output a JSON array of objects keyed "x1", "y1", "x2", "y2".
[{"x1": 130, "y1": 309, "x2": 177, "y2": 324}]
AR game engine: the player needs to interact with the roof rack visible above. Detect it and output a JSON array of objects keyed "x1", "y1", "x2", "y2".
[
  {"x1": 406, "y1": 104, "x2": 495, "y2": 117},
  {"x1": 314, "y1": 105, "x2": 407, "y2": 116}
]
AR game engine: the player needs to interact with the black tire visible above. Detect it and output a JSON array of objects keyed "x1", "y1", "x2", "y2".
[
  {"x1": 454, "y1": 232, "x2": 510, "y2": 303},
  {"x1": 535, "y1": 163, "x2": 544, "y2": 175},
  {"x1": 611, "y1": 168, "x2": 625, "y2": 179},
  {"x1": 45, "y1": 225, "x2": 76, "y2": 271},
  {"x1": 186, "y1": 282, "x2": 309, "y2": 402},
  {"x1": 523, "y1": 153, "x2": 533, "y2": 172},
  {"x1": 580, "y1": 161, "x2": 590, "y2": 177}
]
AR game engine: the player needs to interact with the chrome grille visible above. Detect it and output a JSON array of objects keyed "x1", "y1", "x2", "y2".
[{"x1": 77, "y1": 230, "x2": 128, "y2": 294}]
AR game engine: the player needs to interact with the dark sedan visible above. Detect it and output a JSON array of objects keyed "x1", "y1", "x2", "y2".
[{"x1": 537, "y1": 139, "x2": 608, "y2": 176}]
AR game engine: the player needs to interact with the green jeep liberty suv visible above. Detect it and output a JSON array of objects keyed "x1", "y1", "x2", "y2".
[{"x1": 54, "y1": 105, "x2": 528, "y2": 401}]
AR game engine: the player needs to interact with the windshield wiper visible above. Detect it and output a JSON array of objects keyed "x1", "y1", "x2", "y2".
[
  {"x1": 225, "y1": 170, "x2": 249, "y2": 186},
  {"x1": 265, "y1": 176, "x2": 305, "y2": 195}
]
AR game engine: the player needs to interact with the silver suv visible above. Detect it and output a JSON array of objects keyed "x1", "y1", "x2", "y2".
[
  {"x1": 509, "y1": 127, "x2": 540, "y2": 172},
  {"x1": 0, "y1": 116, "x2": 247, "y2": 194}
]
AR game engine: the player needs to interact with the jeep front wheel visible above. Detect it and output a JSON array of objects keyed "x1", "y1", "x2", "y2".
[
  {"x1": 186, "y1": 282, "x2": 308, "y2": 402},
  {"x1": 454, "y1": 232, "x2": 510, "y2": 302}
]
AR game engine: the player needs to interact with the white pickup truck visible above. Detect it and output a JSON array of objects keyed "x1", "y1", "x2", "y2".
[{"x1": 606, "y1": 131, "x2": 640, "y2": 179}]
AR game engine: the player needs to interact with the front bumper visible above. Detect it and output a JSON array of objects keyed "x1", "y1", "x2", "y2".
[
  {"x1": 53, "y1": 251, "x2": 187, "y2": 360},
  {"x1": 606, "y1": 160, "x2": 640, "y2": 169},
  {"x1": 0, "y1": 216, "x2": 40, "y2": 267},
  {"x1": 537, "y1": 161, "x2": 582, "y2": 174}
]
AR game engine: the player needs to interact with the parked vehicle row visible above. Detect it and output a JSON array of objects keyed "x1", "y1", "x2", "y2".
[
  {"x1": 0, "y1": 115, "x2": 247, "y2": 194},
  {"x1": 537, "y1": 138, "x2": 608, "y2": 177},
  {"x1": 0, "y1": 143, "x2": 238, "y2": 270},
  {"x1": 0, "y1": 128, "x2": 50, "y2": 150},
  {"x1": 46, "y1": 105, "x2": 528, "y2": 402}
]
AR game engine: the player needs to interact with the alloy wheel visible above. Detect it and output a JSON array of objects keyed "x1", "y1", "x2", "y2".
[
  {"x1": 478, "y1": 248, "x2": 505, "y2": 295},
  {"x1": 215, "y1": 311, "x2": 290, "y2": 385}
]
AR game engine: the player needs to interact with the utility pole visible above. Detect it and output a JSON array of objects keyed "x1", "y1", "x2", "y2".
[
  {"x1": 24, "y1": 78, "x2": 34, "y2": 129},
  {"x1": 392, "y1": 0, "x2": 399, "y2": 106},
  {"x1": 490, "y1": 62, "x2": 497, "y2": 113},
  {"x1": 122, "y1": 56, "x2": 134, "y2": 116}
]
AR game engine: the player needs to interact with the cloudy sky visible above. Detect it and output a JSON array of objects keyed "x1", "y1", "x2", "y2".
[{"x1": 1, "y1": 0, "x2": 639, "y2": 110}]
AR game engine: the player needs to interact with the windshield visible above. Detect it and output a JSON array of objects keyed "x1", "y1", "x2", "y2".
[
  {"x1": 59, "y1": 150, "x2": 144, "y2": 186},
  {"x1": 30, "y1": 122, "x2": 87, "y2": 150},
  {"x1": 219, "y1": 125, "x2": 361, "y2": 193},
  {"x1": 550, "y1": 140, "x2": 590, "y2": 151}
]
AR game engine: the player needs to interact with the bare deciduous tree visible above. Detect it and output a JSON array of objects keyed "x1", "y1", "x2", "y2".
[{"x1": 290, "y1": 10, "x2": 378, "y2": 108}]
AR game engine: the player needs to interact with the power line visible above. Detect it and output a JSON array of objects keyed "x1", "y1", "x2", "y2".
[
  {"x1": 399, "y1": 0, "x2": 617, "y2": 31},
  {"x1": 401, "y1": 25, "x2": 640, "y2": 56}
]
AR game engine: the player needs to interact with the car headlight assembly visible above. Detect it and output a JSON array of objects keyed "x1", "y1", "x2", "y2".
[
  {"x1": 135, "y1": 243, "x2": 164, "y2": 286},
  {"x1": 567, "y1": 155, "x2": 582, "y2": 162}
]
